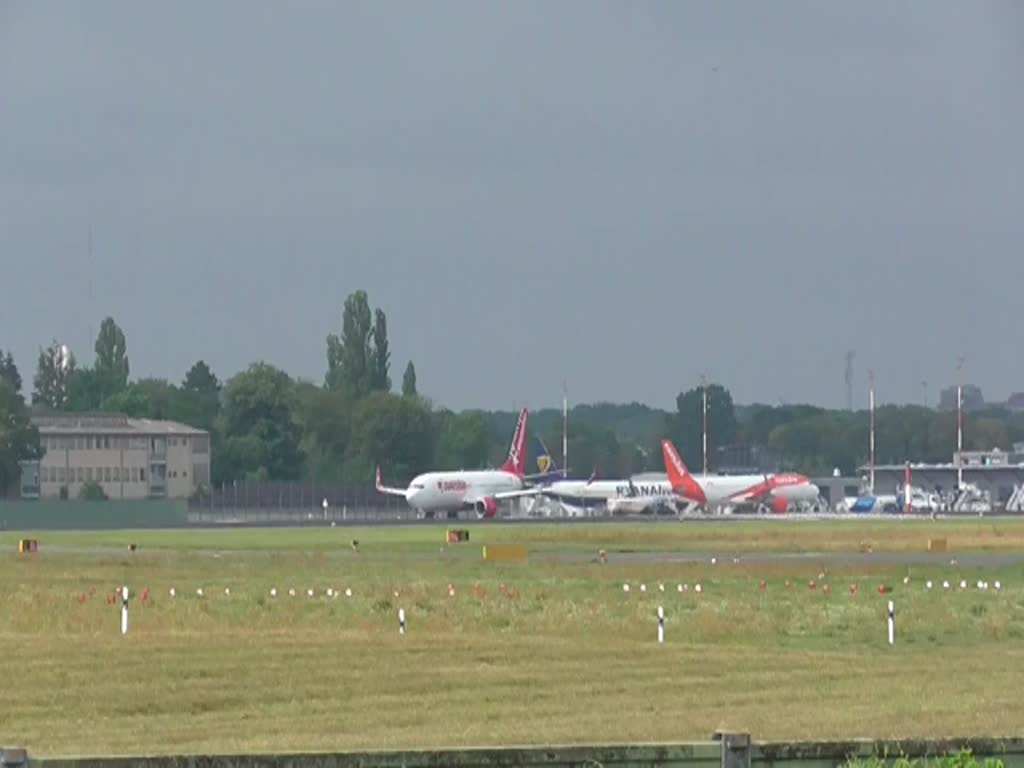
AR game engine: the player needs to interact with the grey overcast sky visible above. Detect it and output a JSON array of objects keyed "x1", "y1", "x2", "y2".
[{"x1": 2, "y1": 2, "x2": 1021, "y2": 411}]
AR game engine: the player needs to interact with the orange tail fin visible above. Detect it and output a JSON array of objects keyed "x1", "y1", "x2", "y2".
[{"x1": 662, "y1": 439, "x2": 707, "y2": 504}]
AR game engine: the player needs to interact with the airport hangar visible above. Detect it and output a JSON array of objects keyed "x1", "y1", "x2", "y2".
[{"x1": 859, "y1": 447, "x2": 1024, "y2": 506}]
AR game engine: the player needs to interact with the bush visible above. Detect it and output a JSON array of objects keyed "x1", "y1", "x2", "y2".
[
  {"x1": 78, "y1": 481, "x2": 108, "y2": 501},
  {"x1": 845, "y1": 751, "x2": 1004, "y2": 768}
]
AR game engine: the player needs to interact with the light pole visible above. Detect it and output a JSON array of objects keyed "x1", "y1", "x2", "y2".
[
  {"x1": 956, "y1": 356, "x2": 965, "y2": 490},
  {"x1": 868, "y1": 369, "x2": 875, "y2": 495}
]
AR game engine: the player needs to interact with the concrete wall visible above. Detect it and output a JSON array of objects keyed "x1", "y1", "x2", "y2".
[{"x1": 0, "y1": 500, "x2": 188, "y2": 530}]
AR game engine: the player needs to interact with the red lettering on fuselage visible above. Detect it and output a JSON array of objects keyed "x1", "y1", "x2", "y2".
[{"x1": 438, "y1": 480, "x2": 469, "y2": 494}]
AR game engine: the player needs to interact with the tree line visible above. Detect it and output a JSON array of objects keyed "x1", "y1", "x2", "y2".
[{"x1": 2, "y1": 290, "x2": 1023, "y2": 496}]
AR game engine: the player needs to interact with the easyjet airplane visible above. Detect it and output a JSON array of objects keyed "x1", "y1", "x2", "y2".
[
  {"x1": 661, "y1": 439, "x2": 819, "y2": 512},
  {"x1": 375, "y1": 408, "x2": 540, "y2": 518}
]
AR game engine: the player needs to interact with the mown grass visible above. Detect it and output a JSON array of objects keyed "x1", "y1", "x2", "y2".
[
  {"x1": 1, "y1": 521, "x2": 1023, "y2": 757},
  {"x1": 5, "y1": 517, "x2": 1024, "y2": 554}
]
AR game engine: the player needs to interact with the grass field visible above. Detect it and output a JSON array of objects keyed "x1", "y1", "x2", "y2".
[{"x1": 2, "y1": 520, "x2": 1024, "y2": 757}]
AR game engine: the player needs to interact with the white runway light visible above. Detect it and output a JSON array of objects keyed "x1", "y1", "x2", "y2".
[
  {"x1": 623, "y1": 583, "x2": 630, "y2": 593},
  {"x1": 270, "y1": 588, "x2": 277, "y2": 597},
  {"x1": 345, "y1": 588, "x2": 352, "y2": 598},
  {"x1": 926, "y1": 581, "x2": 933, "y2": 590},
  {"x1": 169, "y1": 587, "x2": 176, "y2": 598},
  {"x1": 995, "y1": 581, "x2": 1002, "y2": 591},
  {"x1": 943, "y1": 581, "x2": 950, "y2": 590},
  {"x1": 196, "y1": 588, "x2": 204, "y2": 598}
]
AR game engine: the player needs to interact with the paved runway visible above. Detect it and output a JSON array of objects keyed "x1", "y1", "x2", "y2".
[{"x1": 564, "y1": 550, "x2": 1024, "y2": 568}]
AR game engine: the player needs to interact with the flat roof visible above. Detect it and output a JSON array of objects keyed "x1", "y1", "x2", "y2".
[
  {"x1": 861, "y1": 463, "x2": 1024, "y2": 472},
  {"x1": 32, "y1": 413, "x2": 208, "y2": 436}
]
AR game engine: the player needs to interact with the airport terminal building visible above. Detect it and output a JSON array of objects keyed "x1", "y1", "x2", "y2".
[{"x1": 18, "y1": 414, "x2": 211, "y2": 501}]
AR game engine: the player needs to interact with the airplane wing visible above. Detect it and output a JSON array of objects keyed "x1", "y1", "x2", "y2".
[
  {"x1": 492, "y1": 487, "x2": 543, "y2": 500},
  {"x1": 464, "y1": 487, "x2": 543, "y2": 505},
  {"x1": 725, "y1": 476, "x2": 773, "y2": 504},
  {"x1": 374, "y1": 467, "x2": 408, "y2": 497}
]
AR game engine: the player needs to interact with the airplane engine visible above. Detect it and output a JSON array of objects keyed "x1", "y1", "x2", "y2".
[
  {"x1": 771, "y1": 496, "x2": 788, "y2": 514},
  {"x1": 475, "y1": 497, "x2": 498, "y2": 519}
]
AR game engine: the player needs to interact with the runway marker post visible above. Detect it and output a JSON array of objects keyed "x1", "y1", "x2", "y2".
[
  {"x1": 657, "y1": 606, "x2": 665, "y2": 644},
  {"x1": 887, "y1": 600, "x2": 895, "y2": 646},
  {"x1": 399, "y1": 607, "x2": 406, "y2": 636},
  {"x1": 120, "y1": 586, "x2": 129, "y2": 636}
]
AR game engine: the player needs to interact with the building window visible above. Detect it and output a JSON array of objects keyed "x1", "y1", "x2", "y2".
[
  {"x1": 87, "y1": 467, "x2": 93, "y2": 482},
  {"x1": 57, "y1": 467, "x2": 65, "y2": 482},
  {"x1": 104, "y1": 467, "x2": 111, "y2": 482},
  {"x1": 140, "y1": 467, "x2": 146, "y2": 482},
  {"x1": 113, "y1": 467, "x2": 120, "y2": 482},
  {"x1": 77, "y1": 467, "x2": 84, "y2": 482}
]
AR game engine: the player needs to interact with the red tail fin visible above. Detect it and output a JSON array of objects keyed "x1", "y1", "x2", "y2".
[
  {"x1": 662, "y1": 439, "x2": 707, "y2": 504},
  {"x1": 501, "y1": 408, "x2": 528, "y2": 477}
]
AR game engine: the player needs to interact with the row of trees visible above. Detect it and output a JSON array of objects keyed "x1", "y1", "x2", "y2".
[{"x1": 3, "y1": 290, "x2": 1024, "y2": 495}]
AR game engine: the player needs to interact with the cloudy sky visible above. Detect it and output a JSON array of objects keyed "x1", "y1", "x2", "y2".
[{"x1": 2, "y1": 1, "x2": 1021, "y2": 411}]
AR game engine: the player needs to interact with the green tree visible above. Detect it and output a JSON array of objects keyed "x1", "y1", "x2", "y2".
[
  {"x1": 183, "y1": 360, "x2": 219, "y2": 396},
  {"x1": 101, "y1": 379, "x2": 181, "y2": 420},
  {"x1": 93, "y1": 316, "x2": 130, "y2": 401},
  {"x1": 217, "y1": 363, "x2": 303, "y2": 482},
  {"x1": 668, "y1": 383, "x2": 738, "y2": 471},
  {"x1": 32, "y1": 341, "x2": 75, "y2": 409},
  {"x1": 370, "y1": 307, "x2": 391, "y2": 392},
  {"x1": 293, "y1": 381, "x2": 351, "y2": 482},
  {"x1": 0, "y1": 350, "x2": 21, "y2": 393},
  {"x1": 326, "y1": 290, "x2": 373, "y2": 399},
  {"x1": 181, "y1": 360, "x2": 221, "y2": 430},
  {"x1": 434, "y1": 409, "x2": 490, "y2": 470},
  {"x1": 0, "y1": 380, "x2": 42, "y2": 494},
  {"x1": 67, "y1": 368, "x2": 105, "y2": 411},
  {"x1": 402, "y1": 361, "x2": 418, "y2": 398},
  {"x1": 344, "y1": 391, "x2": 433, "y2": 483}
]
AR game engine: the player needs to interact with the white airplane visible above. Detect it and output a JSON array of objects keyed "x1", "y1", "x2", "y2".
[
  {"x1": 540, "y1": 473, "x2": 679, "y2": 515},
  {"x1": 375, "y1": 408, "x2": 539, "y2": 519},
  {"x1": 661, "y1": 439, "x2": 820, "y2": 512}
]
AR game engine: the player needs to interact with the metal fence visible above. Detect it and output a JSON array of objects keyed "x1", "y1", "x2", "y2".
[
  {"x1": 7, "y1": 734, "x2": 1024, "y2": 768},
  {"x1": 186, "y1": 479, "x2": 417, "y2": 525}
]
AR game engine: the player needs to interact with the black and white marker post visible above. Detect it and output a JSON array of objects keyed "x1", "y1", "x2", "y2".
[
  {"x1": 887, "y1": 600, "x2": 894, "y2": 646},
  {"x1": 399, "y1": 607, "x2": 406, "y2": 636},
  {"x1": 657, "y1": 605, "x2": 665, "y2": 644},
  {"x1": 121, "y1": 586, "x2": 129, "y2": 636}
]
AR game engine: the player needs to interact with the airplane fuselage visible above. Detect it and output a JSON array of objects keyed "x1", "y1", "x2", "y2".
[
  {"x1": 690, "y1": 473, "x2": 820, "y2": 506},
  {"x1": 541, "y1": 478, "x2": 674, "y2": 507},
  {"x1": 404, "y1": 470, "x2": 524, "y2": 513}
]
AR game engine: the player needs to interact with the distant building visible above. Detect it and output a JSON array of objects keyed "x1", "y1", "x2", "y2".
[{"x1": 18, "y1": 414, "x2": 210, "y2": 500}]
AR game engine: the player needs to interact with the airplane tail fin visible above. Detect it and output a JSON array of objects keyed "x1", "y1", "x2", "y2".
[
  {"x1": 661, "y1": 440, "x2": 690, "y2": 487},
  {"x1": 534, "y1": 435, "x2": 557, "y2": 476},
  {"x1": 500, "y1": 407, "x2": 529, "y2": 477},
  {"x1": 662, "y1": 439, "x2": 707, "y2": 503}
]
